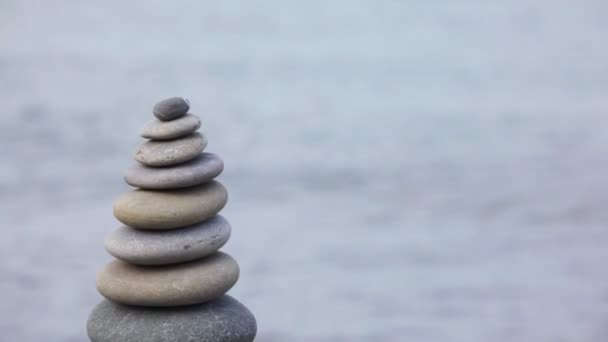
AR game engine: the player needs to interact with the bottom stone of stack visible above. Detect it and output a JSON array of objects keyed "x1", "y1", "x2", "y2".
[{"x1": 87, "y1": 295, "x2": 257, "y2": 342}]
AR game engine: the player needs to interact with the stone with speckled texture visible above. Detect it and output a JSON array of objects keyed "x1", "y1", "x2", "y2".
[
  {"x1": 141, "y1": 113, "x2": 201, "y2": 140},
  {"x1": 105, "y1": 215, "x2": 231, "y2": 265},
  {"x1": 87, "y1": 295, "x2": 256, "y2": 342},
  {"x1": 134, "y1": 132, "x2": 207, "y2": 167}
]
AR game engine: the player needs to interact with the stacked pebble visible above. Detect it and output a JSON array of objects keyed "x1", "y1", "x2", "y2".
[{"x1": 87, "y1": 97, "x2": 257, "y2": 342}]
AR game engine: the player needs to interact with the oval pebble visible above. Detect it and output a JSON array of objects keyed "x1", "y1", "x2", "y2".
[
  {"x1": 96, "y1": 252, "x2": 239, "y2": 307},
  {"x1": 134, "y1": 132, "x2": 207, "y2": 167},
  {"x1": 153, "y1": 97, "x2": 190, "y2": 121},
  {"x1": 87, "y1": 296, "x2": 257, "y2": 342},
  {"x1": 113, "y1": 181, "x2": 228, "y2": 229},
  {"x1": 141, "y1": 113, "x2": 201, "y2": 140},
  {"x1": 124, "y1": 153, "x2": 224, "y2": 190},
  {"x1": 105, "y1": 215, "x2": 231, "y2": 265}
]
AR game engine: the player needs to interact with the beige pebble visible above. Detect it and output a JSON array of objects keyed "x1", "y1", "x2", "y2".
[
  {"x1": 96, "y1": 252, "x2": 239, "y2": 306},
  {"x1": 113, "y1": 181, "x2": 228, "y2": 229}
]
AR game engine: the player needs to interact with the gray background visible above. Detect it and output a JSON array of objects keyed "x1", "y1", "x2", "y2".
[{"x1": 1, "y1": 1, "x2": 608, "y2": 341}]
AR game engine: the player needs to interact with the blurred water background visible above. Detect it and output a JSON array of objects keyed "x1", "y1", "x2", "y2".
[{"x1": 1, "y1": 1, "x2": 608, "y2": 341}]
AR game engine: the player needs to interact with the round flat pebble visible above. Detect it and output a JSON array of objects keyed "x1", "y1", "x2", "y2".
[
  {"x1": 134, "y1": 132, "x2": 207, "y2": 167},
  {"x1": 153, "y1": 97, "x2": 190, "y2": 121},
  {"x1": 96, "y1": 252, "x2": 239, "y2": 307},
  {"x1": 141, "y1": 113, "x2": 201, "y2": 140},
  {"x1": 113, "y1": 181, "x2": 228, "y2": 230},
  {"x1": 124, "y1": 153, "x2": 224, "y2": 190},
  {"x1": 87, "y1": 296, "x2": 257, "y2": 342},
  {"x1": 105, "y1": 215, "x2": 231, "y2": 265}
]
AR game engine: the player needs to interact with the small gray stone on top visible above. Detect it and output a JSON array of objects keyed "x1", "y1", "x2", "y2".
[
  {"x1": 105, "y1": 215, "x2": 231, "y2": 265},
  {"x1": 153, "y1": 96, "x2": 190, "y2": 121},
  {"x1": 87, "y1": 295, "x2": 257, "y2": 342},
  {"x1": 141, "y1": 113, "x2": 201, "y2": 140},
  {"x1": 124, "y1": 153, "x2": 223, "y2": 190}
]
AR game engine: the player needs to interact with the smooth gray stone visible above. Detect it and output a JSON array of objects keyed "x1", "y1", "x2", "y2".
[
  {"x1": 141, "y1": 114, "x2": 201, "y2": 140},
  {"x1": 87, "y1": 296, "x2": 257, "y2": 342},
  {"x1": 153, "y1": 97, "x2": 190, "y2": 121},
  {"x1": 105, "y1": 215, "x2": 231, "y2": 265},
  {"x1": 124, "y1": 153, "x2": 224, "y2": 190},
  {"x1": 134, "y1": 132, "x2": 207, "y2": 167}
]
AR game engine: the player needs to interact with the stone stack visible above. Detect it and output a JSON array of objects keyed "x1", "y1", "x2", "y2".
[{"x1": 87, "y1": 97, "x2": 257, "y2": 342}]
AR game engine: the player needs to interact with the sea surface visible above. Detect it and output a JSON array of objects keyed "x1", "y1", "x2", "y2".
[{"x1": 1, "y1": 1, "x2": 608, "y2": 341}]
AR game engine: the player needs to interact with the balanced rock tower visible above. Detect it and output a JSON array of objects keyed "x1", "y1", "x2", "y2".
[{"x1": 87, "y1": 97, "x2": 257, "y2": 341}]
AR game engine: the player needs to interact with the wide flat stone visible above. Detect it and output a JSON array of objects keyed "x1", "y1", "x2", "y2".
[
  {"x1": 124, "y1": 153, "x2": 224, "y2": 190},
  {"x1": 96, "y1": 252, "x2": 239, "y2": 307},
  {"x1": 153, "y1": 96, "x2": 190, "y2": 121},
  {"x1": 105, "y1": 215, "x2": 231, "y2": 265},
  {"x1": 113, "y1": 181, "x2": 228, "y2": 229},
  {"x1": 134, "y1": 132, "x2": 207, "y2": 167},
  {"x1": 141, "y1": 113, "x2": 201, "y2": 140},
  {"x1": 87, "y1": 295, "x2": 256, "y2": 342}
]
